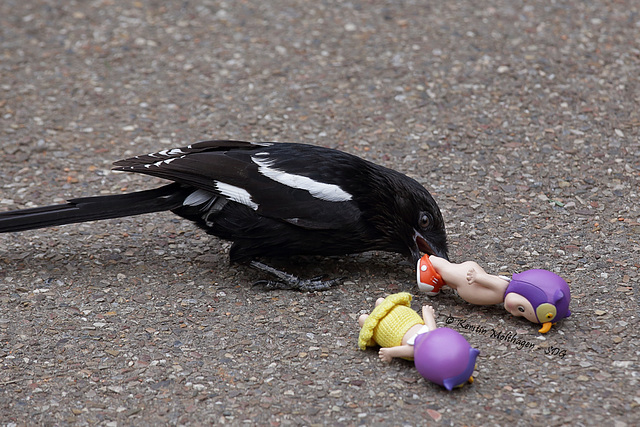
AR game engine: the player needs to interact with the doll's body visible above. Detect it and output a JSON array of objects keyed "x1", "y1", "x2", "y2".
[
  {"x1": 358, "y1": 292, "x2": 479, "y2": 390},
  {"x1": 417, "y1": 255, "x2": 571, "y2": 333}
]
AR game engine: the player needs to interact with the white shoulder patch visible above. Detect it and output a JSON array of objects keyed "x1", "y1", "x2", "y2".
[
  {"x1": 214, "y1": 181, "x2": 259, "y2": 210},
  {"x1": 251, "y1": 156, "x2": 353, "y2": 202}
]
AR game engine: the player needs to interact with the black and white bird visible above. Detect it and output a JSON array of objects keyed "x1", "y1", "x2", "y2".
[{"x1": 0, "y1": 140, "x2": 448, "y2": 290}]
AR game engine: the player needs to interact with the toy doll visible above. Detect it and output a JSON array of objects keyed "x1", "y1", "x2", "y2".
[
  {"x1": 417, "y1": 255, "x2": 571, "y2": 333},
  {"x1": 358, "y1": 292, "x2": 479, "y2": 391}
]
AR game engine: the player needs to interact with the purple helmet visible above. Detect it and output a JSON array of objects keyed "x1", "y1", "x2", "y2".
[
  {"x1": 413, "y1": 328, "x2": 479, "y2": 391},
  {"x1": 505, "y1": 269, "x2": 571, "y2": 331}
]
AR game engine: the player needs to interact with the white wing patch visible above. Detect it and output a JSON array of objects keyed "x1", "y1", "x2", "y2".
[
  {"x1": 214, "y1": 181, "x2": 259, "y2": 210},
  {"x1": 252, "y1": 156, "x2": 353, "y2": 202}
]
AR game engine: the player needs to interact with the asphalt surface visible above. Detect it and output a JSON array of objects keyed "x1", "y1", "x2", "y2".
[{"x1": 1, "y1": 0, "x2": 639, "y2": 425}]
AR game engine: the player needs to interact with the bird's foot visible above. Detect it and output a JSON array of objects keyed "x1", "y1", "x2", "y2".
[{"x1": 250, "y1": 261, "x2": 343, "y2": 292}]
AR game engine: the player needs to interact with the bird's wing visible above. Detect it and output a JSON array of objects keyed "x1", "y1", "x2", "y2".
[{"x1": 113, "y1": 140, "x2": 363, "y2": 229}]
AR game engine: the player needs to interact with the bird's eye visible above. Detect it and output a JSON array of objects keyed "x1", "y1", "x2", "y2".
[
  {"x1": 517, "y1": 306, "x2": 525, "y2": 313},
  {"x1": 419, "y1": 213, "x2": 430, "y2": 229}
]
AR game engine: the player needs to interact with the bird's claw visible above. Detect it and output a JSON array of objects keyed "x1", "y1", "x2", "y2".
[
  {"x1": 250, "y1": 261, "x2": 343, "y2": 292},
  {"x1": 253, "y1": 277, "x2": 343, "y2": 292}
]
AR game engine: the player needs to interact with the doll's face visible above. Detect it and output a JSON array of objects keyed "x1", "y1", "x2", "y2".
[{"x1": 503, "y1": 293, "x2": 538, "y2": 323}]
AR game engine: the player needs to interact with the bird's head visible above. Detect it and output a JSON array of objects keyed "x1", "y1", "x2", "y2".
[
  {"x1": 408, "y1": 200, "x2": 449, "y2": 263},
  {"x1": 373, "y1": 174, "x2": 449, "y2": 263},
  {"x1": 403, "y1": 181, "x2": 448, "y2": 263}
]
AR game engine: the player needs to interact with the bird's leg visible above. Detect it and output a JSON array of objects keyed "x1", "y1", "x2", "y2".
[{"x1": 250, "y1": 261, "x2": 343, "y2": 292}]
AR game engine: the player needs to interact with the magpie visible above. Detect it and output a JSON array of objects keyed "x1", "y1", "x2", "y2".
[{"x1": 0, "y1": 140, "x2": 448, "y2": 290}]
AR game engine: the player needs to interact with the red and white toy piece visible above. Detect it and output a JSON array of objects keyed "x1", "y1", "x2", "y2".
[{"x1": 417, "y1": 254, "x2": 445, "y2": 295}]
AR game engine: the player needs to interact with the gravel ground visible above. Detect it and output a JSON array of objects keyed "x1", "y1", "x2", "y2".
[{"x1": 1, "y1": 0, "x2": 639, "y2": 425}]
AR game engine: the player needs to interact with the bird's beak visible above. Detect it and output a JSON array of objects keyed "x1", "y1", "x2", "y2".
[{"x1": 414, "y1": 232, "x2": 449, "y2": 261}]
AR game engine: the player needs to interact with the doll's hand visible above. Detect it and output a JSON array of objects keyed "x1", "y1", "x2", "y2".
[
  {"x1": 466, "y1": 268, "x2": 478, "y2": 286},
  {"x1": 379, "y1": 348, "x2": 393, "y2": 363},
  {"x1": 422, "y1": 305, "x2": 437, "y2": 330}
]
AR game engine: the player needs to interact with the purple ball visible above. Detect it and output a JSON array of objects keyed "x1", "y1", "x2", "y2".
[{"x1": 413, "y1": 328, "x2": 479, "y2": 391}]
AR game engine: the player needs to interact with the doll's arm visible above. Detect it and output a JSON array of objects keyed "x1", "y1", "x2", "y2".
[
  {"x1": 422, "y1": 305, "x2": 437, "y2": 331},
  {"x1": 466, "y1": 268, "x2": 510, "y2": 291},
  {"x1": 452, "y1": 267, "x2": 509, "y2": 305},
  {"x1": 379, "y1": 345, "x2": 414, "y2": 362}
]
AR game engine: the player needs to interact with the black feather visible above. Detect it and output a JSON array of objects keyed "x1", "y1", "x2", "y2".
[{"x1": 0, "y1": 184, "x2": 190, "y2": 232}]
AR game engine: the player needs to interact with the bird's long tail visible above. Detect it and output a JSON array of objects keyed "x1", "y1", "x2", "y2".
[{"x1": 0, "y1": 183, "x2": 189, "y2": 233}]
